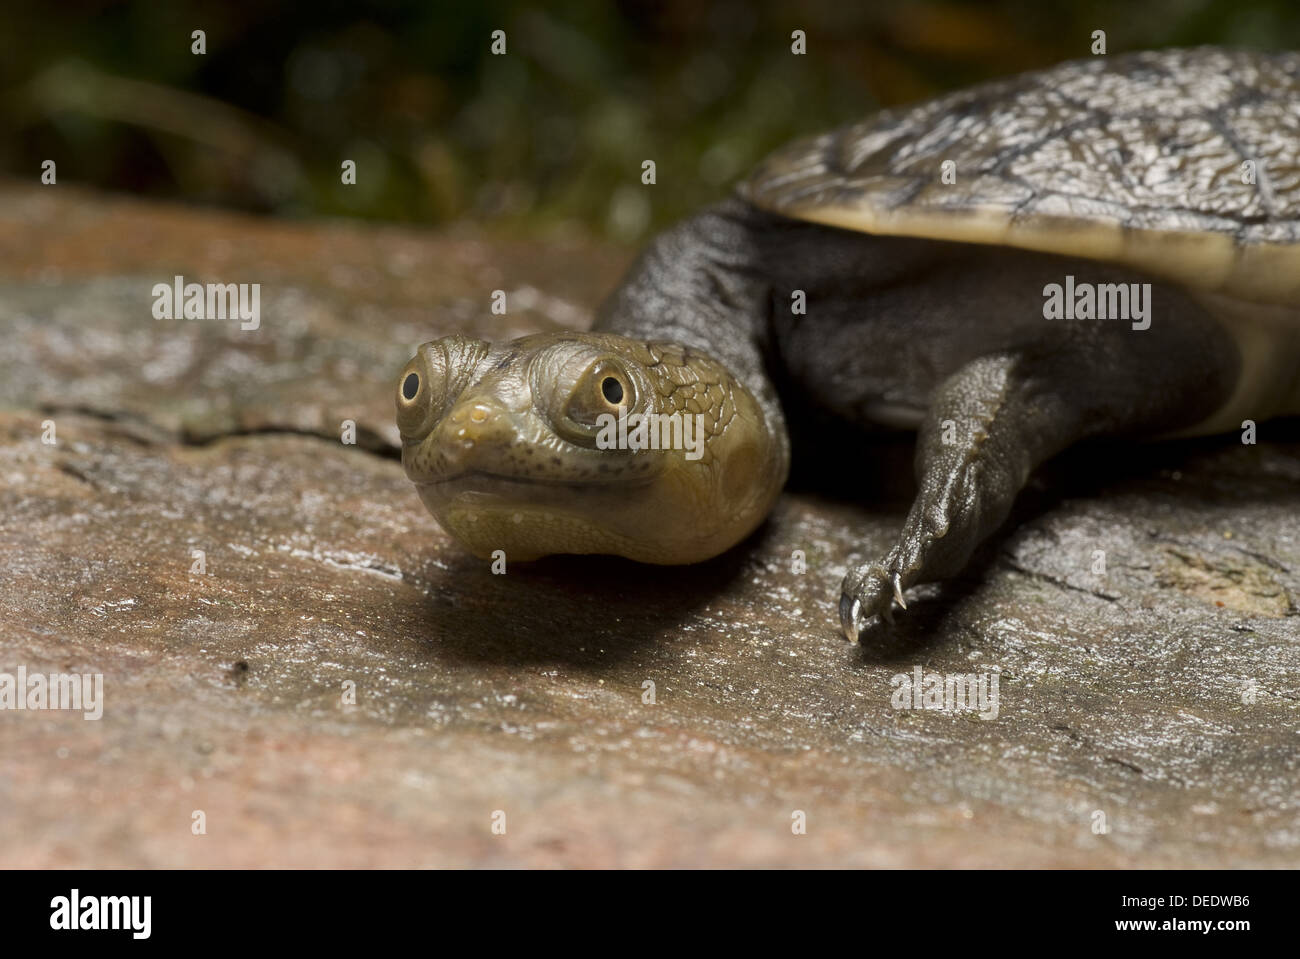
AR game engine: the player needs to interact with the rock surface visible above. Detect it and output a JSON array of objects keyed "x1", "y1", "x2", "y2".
[{"x1": 1, "y1": 182, "x2": 1297, "y2": 867}]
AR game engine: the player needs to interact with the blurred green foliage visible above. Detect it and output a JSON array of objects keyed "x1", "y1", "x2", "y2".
[{"x1": 3, "y1": 0, "x2": 1299, "y2": 241}]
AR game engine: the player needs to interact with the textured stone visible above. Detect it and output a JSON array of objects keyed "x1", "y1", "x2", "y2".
[{"x1": 1, "y1": 184, "x2": 1297, "y2": 867}]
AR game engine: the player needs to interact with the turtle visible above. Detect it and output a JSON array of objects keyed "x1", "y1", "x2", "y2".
[{"x1": 396, "y1": 47, "x2": 1300, "y2": 642}]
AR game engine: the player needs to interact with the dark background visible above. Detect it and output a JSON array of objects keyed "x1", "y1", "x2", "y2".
[{"x1": 4, "y1": 0, "x2": 1298, "y2": 241}]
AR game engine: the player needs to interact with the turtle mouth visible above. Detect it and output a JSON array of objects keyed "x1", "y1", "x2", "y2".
[
  {"x1": 415, "y1": 469, "x2": 654, "y2": 501},
  {"x1": 415, "y1": 469, "x2": 661, "y2": 561}
]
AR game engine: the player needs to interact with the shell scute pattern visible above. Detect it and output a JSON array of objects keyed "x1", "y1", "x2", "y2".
[{"x1": 742, "y1": 48, "x2": 1300, "y2": 274}]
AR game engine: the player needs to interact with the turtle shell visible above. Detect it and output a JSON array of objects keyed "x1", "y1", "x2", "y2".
[{"x1": 740, "y1": 48, "x2": 1300, "y2": 305}]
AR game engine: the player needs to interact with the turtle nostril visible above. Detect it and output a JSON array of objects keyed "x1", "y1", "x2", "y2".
[
  {"x1": 445, "y1": 401, "x2": 510, "y2": 450},
  {"x1": 402, "y1": 372, "x2": 420, "y2": 401}
]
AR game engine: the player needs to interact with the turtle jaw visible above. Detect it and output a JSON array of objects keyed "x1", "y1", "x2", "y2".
[{"x1": 415, "y1": 471, "x2": 674, "y2": 563}]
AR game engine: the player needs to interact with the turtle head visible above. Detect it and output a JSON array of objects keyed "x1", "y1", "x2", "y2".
[{"x1": 396, "y1": 331, "x2": 785, "y2": 564}]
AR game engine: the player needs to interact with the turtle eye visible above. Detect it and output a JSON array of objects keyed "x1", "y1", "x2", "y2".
[
  {"x1": 396, "y1": 359, "x2": 437, "y2": 439},
  {"x1": 402, "y1": 372, "x2": 420, "y2": 402},
  {"x1": 564, "y1": 364, "x2": 630, "y2": 427},
  {"x1": 601, "y1": 376, "x2": 624, "y2": 405},
  {"x1": 542, "y1": 356, "x2": 639, "y2": 442},
  {"x1": 397, "y1": 335, "x2": 493, "y2": 442}
]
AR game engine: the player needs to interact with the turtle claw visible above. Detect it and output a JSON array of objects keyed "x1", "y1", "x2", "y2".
[
  {"x1": 840, "y1": 561, "x2": 912, "y2": 640},
  {"x1": 892, "y1": 573, "x2": 908, "y2": 610},
  {"x1": 840, "y1": 594, "x2": 864, "y2": 642}
]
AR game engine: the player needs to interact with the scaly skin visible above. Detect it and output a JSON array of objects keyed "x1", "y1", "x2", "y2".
[{"x1": 396, "y1": 331, "x2": 789, "y2": 565}]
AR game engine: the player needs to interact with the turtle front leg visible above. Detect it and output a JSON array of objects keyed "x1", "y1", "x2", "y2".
[
  {"x1": 840, "y1": 352, "x2": 1082, "y2": 639},
  {"x1": 834, "y1": 273, "x2": 1242, "y2": 642}
]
